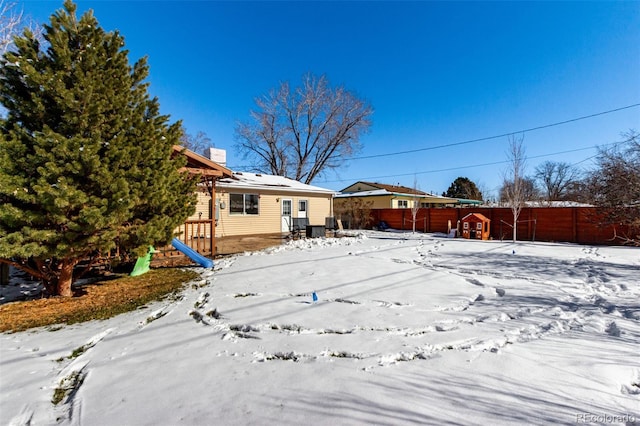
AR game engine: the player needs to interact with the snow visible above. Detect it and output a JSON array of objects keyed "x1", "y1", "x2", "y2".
[
  {"x1": 1, "y1": 231, "x2": 639, "y2": 425},
  {"x1": 218, "y1": 172, "x2": 336, "y2": 195}
]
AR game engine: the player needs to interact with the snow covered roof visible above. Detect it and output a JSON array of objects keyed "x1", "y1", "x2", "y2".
[
  {"x1": 217, "y1": 172, "x2": 336, "y2": 195},
  {"x1": 461, "y1": 212, "x2": 490, "y2": 222},
  {"x1": 335, "y1": 189, "x2": 392, "y2": 198},
  {"x1": 341, "y1": 181, "x2": 438, "y2": 196}
]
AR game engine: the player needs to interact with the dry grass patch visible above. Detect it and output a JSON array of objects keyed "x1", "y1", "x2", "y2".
[{"x1": 0, "y1": 268, "x2": 199, "y2": 333}]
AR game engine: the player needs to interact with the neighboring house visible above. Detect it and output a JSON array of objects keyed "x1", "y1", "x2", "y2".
[
  {"x1": 214, "y1": 172, "x2": 336, "y2": 237},
  {"x1": 336, "y1": 181, "x2": 467, "y2": 209}
]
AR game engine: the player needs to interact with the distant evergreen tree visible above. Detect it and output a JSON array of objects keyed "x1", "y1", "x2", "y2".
[
  {"x1": 445, "y1": 177, "x2": 483, "y2": 201},
  {"x1": 0, "y1": 1, "x2": 197, "y2": 296}
]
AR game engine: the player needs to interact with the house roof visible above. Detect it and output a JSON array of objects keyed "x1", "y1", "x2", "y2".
[
  {"x1": 335, "y1": 189, "x2": 457, "y2": 204},
  {"x1": 461, "y1": 213, "x2": 490, "y2": 222},
  {"x1": 341, "y1": 181, "x2": 433, "y2": 196},
  {"x1": 457, "y1": 198, "x2": 484, "y2": 205},
  {"x1": 340, "y1": 181, "x2": 483, "y2": 205},
  {"x1": 172, "y1": 145, "x2": 233, "y2": 178},
  {"x1": 217, "y1": 172, "x2": 336, "y2": 195}
]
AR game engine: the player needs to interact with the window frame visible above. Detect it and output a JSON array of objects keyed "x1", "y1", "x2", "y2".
[{"x1": 229, "y1": 193, "x2": 260, "y2": 215}]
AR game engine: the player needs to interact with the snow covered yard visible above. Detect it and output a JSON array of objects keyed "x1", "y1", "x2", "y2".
[{"x1": 1, "y1": 231, "x2": 639, "y2": 425}]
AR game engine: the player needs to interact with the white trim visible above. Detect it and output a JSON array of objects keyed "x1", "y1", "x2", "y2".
[{"x1": 281, "y1": 199, "x2": 293, "y2": 233}]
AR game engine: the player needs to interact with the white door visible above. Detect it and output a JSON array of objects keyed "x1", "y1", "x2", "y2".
[
  {"x1": 298, "y1": 200, "x2": 308, "y2": 219},
  {"x1": 281, "y1": 199, "x2": 292, "y2": 232}
]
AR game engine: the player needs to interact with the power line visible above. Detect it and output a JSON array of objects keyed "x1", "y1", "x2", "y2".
[
  {"x1": 226, "y1": 103, "x2": 640, "y2": 170},
  {"x1": 316, "y1": 141, "x2": 622, "y2": 185},
  {"x1": 348, "y1": 103, "x2": 640, "y2": 161}
]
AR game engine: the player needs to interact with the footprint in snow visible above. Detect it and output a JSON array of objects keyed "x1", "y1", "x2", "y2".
[
  {"x1": 605, "y1": 321, "x2": 621, "y2": 337},
  {"x1": 466, "y1": 278, "x2": 485, "y2": 287},
  {"x1": 620, "y1": 370, "x2": 640, "y2": 395}
]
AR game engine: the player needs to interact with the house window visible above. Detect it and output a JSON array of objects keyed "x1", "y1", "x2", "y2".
[
  {"x1": 230, "y1": 194, "x2": 259, "y2": 215},
  {"x1": 398, "y1": 200, "x2": 408, "y2": 208}
]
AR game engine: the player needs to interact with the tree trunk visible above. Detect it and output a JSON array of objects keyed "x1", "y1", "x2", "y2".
[{"x1": 56, "y1": 259, "x2": 77, "y2": 297}]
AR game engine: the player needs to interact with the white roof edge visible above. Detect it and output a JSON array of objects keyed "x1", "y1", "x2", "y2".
[
  {"x1": 216, "y1": 172, "x2": 337, "y2": 195},
  {"x1": 336, "y1": 189, "x2": 456, "y2": 201},
  {"x1": 217, "y1": 183, "x2": 336, "y2": 195}
]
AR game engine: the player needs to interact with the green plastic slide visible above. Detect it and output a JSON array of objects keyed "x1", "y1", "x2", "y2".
[{"x1": 130, "y1": 246, "x2": 155, "y2": 277}]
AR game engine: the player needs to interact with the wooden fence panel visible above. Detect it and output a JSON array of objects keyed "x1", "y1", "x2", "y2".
[{"x1": 368, "y1": 207, "x2": 630, "y2": 245}]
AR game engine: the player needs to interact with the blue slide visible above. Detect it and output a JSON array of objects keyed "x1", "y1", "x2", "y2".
[{"x1": 171, "y1": 238, "x2": 214, "y2": 268}]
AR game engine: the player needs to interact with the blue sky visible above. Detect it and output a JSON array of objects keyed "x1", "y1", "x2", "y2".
[{"x1": 16, "y1": 1, "x2": 640, "y2": 197}]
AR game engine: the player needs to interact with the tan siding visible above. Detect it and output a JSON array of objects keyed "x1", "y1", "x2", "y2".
[
  {"x1": 341, "y1": 182, "x2": 379, "y2": 193},
  {"x1": 370, "y1": 196, "x2": 393, "y2": 209},
  {"x1": 335, "y1": 195, "x2": 392, "y2": 210},
  {"x1": 305, "y1": 196, "x2": 332, "y2": 225},
  {"x1": 215, "y1": 191, "x2": 279, "y2": 237},
  {"x1": 215, "y1": 190, "x2": 333, "y2": 237},
  {"x1": 336, "y1": 195, "x2": 449, "y2": 210},
  {"x1": 187, "y1": 191, "x2": 212, "y2": 221}
]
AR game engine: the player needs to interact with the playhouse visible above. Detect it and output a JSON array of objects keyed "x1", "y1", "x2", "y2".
[{"x1": 461, "y1": 213, "x2": 491, "y2": 240}]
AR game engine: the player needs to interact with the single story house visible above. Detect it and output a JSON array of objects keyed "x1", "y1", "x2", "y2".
[
  {"x1": 336, "y1": 181, "x2": 467, "y2": 209},
  {"x1": 213, "y1": 172, "x2": 336, "y2": 237},
  {"x1": 171, "y1": 146, "x2": 336, "y2": 255}
]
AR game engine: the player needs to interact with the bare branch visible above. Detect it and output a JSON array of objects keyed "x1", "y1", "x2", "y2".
[
  {"x1": 502, "y1": 134, "x2": 527, "y2": 242},
  {"x1": 0, "y1": 0, "x2": 42, "y2": 55},
  {"x1": 235, "y1": 73, "x2": 373, "y2": 184},
  {"x1": 585, "y1": 130, "x2": 640, "y2": 245}
]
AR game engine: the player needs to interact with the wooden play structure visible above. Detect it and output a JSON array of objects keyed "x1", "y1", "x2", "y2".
[{"x1": 461, "y1": 213, "x2": 491, "y2": 240}]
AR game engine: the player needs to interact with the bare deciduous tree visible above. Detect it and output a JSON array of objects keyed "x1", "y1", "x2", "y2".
[
  {"x1": 534, "y1": 160, "x2": 581, "y2": 203},
  {"x1": 410, "y1": 176, "x2": 421, "y2": 233},
  {"x1": 334, "y1": 197, "x2": 373, "y2": 230},
  {"x1": 180, "y1": 127, "x2": 212, "y2": 156},
  {"x1": 502, "y1": 134, "x2": 527, "y2": 242},
  {"x1": 235, "y1": 73, "x2": 373, "y2": 184},
  {"x1": 499, "y1": 177, "x2": 539, "y2": 204},
  {"x1": 585, "y1": 130, "x2": 640, "y2": 245},
  {"x1": 1, "y1": 0, "x2": 41, "y2": 55}
]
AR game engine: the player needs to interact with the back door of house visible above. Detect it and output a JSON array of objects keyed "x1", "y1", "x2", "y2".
[
  {"x1": 298, "y1": 200, "x2": 308, "y2": 219},
  {"x1": 281, "y1": 199, "x2": 292, "y2": 232}
]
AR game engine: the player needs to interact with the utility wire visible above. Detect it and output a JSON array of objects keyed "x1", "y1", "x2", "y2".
[
  {"x1": 317, "y1": 141, "x2": 622, "y2": 185},
  {"x1": 348, "y1": 103, "x2": 640, "y2": 161},
  {"x1": 226, "y1": 103, "x2": 640, "y2": 169}
]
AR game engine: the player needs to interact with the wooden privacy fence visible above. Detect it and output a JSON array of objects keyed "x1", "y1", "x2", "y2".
[{"x1": 368, "y1": 207, "x2": 631, "y2": 245}]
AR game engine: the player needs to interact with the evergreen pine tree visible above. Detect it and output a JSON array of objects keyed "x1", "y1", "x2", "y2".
[
  {"x1": 445, "y1": 177, "x2": 483, "y2": 201},
  {"x1": 0, "y1": 0, "x2": 197, "y2": 296}
]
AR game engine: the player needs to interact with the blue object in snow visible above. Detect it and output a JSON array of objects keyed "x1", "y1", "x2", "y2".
[
  {"x1": 312, "y1": 291, "x2": 318, "y2": 302},
  {"x1": 512, "y1": 250, "x2": 516, "y2": 255},
  {"x1": 171, "y1": 238, "x2": 214, "y2": 268}
]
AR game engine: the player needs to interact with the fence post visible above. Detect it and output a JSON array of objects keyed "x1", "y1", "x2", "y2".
[{"x1": 571, "y1": 207, "x2": 580, "y2": 243}]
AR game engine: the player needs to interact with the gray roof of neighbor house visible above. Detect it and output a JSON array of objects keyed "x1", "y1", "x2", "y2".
[
  {"x1": 341, "y1": 181, "x2": 438, "y2": 196},
  {"x1": 335, "y1": 190, "x2": 459, "y2": 204},
  {"x1": 338, "y1": 181, "x2": 467, "y2": 204}
]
